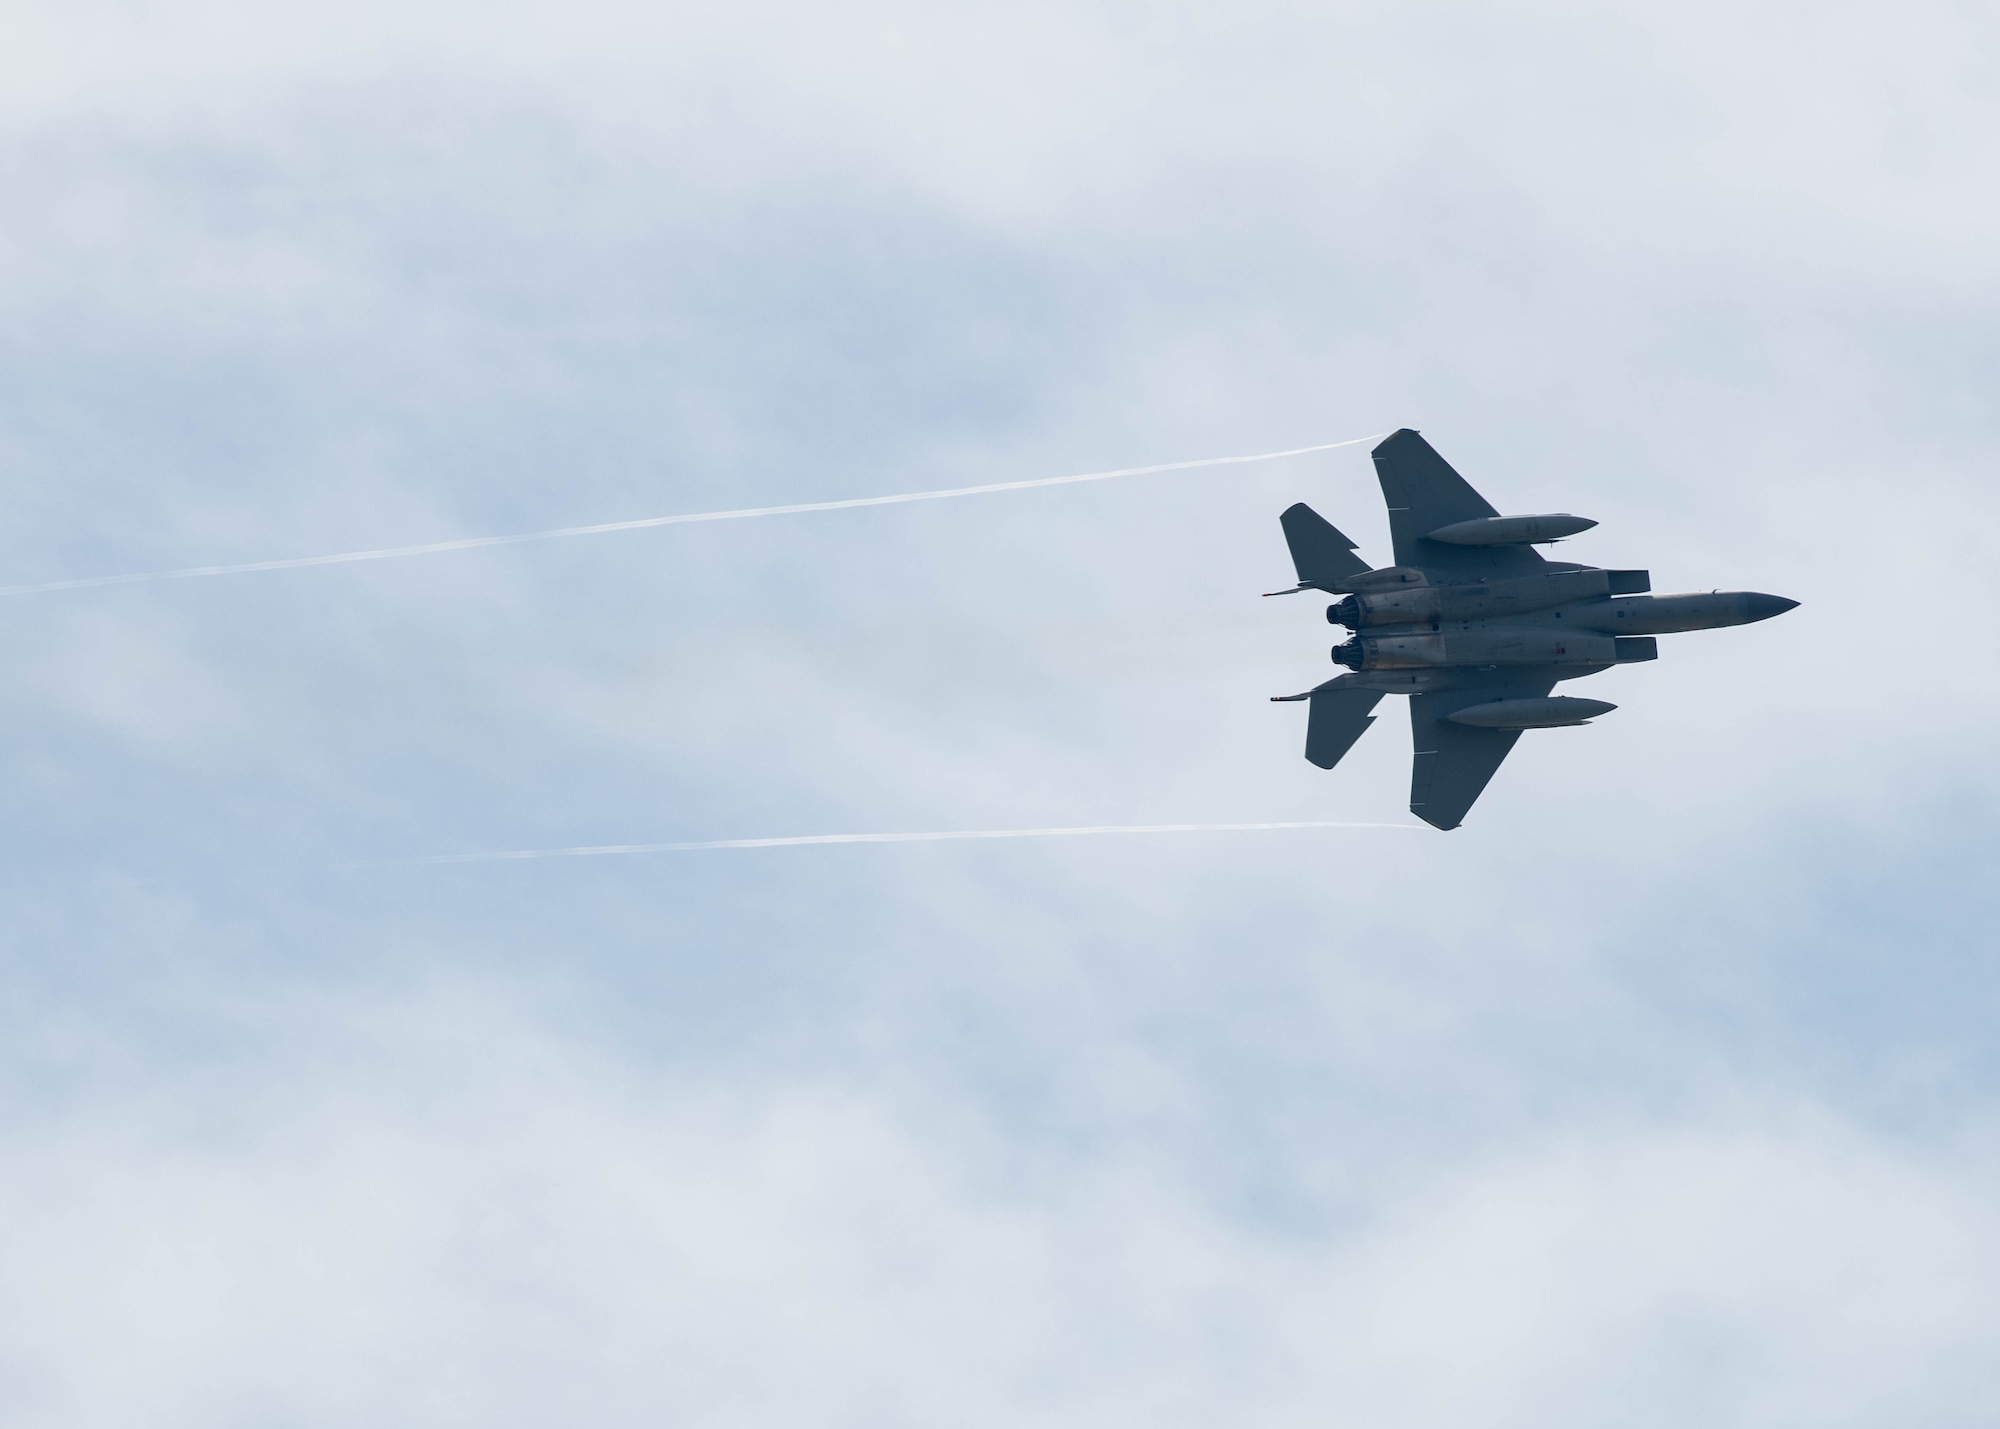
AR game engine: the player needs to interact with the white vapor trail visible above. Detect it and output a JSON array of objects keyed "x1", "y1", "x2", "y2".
[
  {"x1": 369, "y1": 820, "x2": 1420, "y2": 866},
  {"x1": 1, "y1": 435, "x2": 1382, "y2": 597}
]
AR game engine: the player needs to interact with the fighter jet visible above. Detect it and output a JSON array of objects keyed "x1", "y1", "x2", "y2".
[{"x1": 1269, "y1": 429, "x2": 1797, "y2": 829}]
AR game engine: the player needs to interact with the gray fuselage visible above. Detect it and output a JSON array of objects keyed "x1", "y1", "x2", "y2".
[{"x1": 1329, "y1": 579, "x2": 1795, "y2": 676}]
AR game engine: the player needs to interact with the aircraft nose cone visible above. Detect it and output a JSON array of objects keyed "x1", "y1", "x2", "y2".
[{"x1": 1744, "y1": 592, "x2": 1800, "y2": 622}]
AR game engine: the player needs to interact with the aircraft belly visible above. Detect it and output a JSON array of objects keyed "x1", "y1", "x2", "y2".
[{"x1": 1357, "y1": 628, "x2": 1616, "y2": 668}]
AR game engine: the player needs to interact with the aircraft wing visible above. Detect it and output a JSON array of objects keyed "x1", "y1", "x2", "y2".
[
  {"x1": 1407, "y1": 675, "x2": 1558, "y2": 829},
  {"x1": 1372, "y1": 429, "x2": 1548, "y2": 579}
]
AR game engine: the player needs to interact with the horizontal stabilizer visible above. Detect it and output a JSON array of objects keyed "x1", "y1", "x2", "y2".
[
  {"x1": 1305, "y1": 685, "x2": 1384, "y2": 770},
  {"x1": 1280, "y1": 503, "x2": 1371, "y2": 591}
]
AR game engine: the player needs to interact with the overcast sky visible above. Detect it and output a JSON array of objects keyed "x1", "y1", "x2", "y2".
[{"x1": 2, "y1": 1, "x2": 1998, "y2": 1423}]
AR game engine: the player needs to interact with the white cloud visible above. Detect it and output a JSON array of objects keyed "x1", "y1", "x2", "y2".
[
  {"x1": 0, "y1": 0, "x2": 1995, "y2": 1419},
  {"x1": 1, "y1": 989, "x2": 1995, "y2": 1425}
]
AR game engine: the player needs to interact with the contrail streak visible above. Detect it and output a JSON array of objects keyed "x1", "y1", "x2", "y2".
[
  {"x1": 0, "y1": 434, "x2": 1382, "y2": 598},
  {"x1": 363, "y1": 819, "x2": 1419, "y2": 866}
]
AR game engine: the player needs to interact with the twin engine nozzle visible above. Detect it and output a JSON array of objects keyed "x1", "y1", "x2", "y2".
[{"x1": 1326, "y1": 597, "x2": 1359, "y2": 628}]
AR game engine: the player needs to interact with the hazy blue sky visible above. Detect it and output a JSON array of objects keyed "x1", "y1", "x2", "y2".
[{"x1": 3, "y1": 2, "x2": 1998, "y2": 1423}]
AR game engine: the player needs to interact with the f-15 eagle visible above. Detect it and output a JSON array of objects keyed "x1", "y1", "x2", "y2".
[{"x1": 1270, "y1": 429, "x2": 1797, "y2": 829}]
